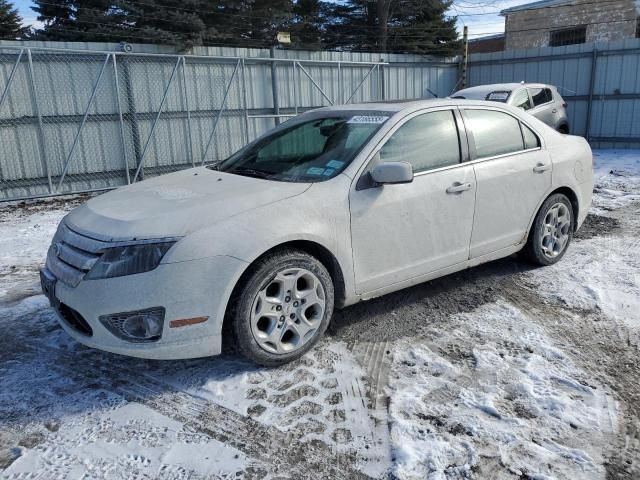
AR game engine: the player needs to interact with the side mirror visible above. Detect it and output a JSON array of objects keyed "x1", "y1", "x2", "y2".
[{"x1": 370, "y1": 162, "x2": 414, "y2": 185}]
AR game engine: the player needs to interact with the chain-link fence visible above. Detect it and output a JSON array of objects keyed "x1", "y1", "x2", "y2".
[{"x1": 0, "y1": 46, "x2": 403, "y2": 201}]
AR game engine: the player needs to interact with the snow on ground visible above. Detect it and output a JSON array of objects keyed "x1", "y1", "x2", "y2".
[
  {"x1": 387, "y1": 302, "x2": 617, "y2": 480},
  {"x1": 1, "y1": 150, "x2": 640, "y2": 478}
]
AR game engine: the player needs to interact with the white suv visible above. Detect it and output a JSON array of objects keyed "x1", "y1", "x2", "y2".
[{"x1": 452, "y1": 83, "x2": 570, "y2": 134}]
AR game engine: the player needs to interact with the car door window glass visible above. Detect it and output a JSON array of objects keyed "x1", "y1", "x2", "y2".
[
  {"x1": 529, "y1": 88, "x2": 553, "y2": 106},
  {"x1": 379, "y1": 110, "x2": 461, "y2": 173},
  {"x1": 522, "y1": 123, "x2": 540, "y2": 149},
  {"x1": 465, "y1": 109, "x2": 524, "y2": 159},
  {"x1": 511, "y1": 89, "x2": 532, "y2": 110}
]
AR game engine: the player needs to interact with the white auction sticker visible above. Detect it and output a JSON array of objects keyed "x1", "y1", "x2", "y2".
[{"x1": 347, "y1": 115, "x2": 388, "y2": 124}]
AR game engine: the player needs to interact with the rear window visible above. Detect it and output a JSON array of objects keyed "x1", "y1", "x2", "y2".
[
  {"x1": 464, "y1": 109, "x2": 524, "y2": 159},
  {"x1": 485, "y1": 91, "x2": 511, "y2": 102},
  {"x1": 530, "y1": 88, "x2": 553, "y2": 106}
]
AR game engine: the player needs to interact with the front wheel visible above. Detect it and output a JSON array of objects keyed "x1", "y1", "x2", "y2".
[
  {"x1": 228, "y1": 249, "x2": 334, "y2": 366},
  {"x1": 523, "y1": 193, "x2": 574, "y2": 266}
]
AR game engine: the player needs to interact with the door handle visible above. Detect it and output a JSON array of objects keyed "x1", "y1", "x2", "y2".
[
  {"x1": 446, "y1": 182, "x2": 472, "y2": 194},
  {"x1": 533, "y1": 163, "x2": 551, "y2": 173},
  {"x1": 552, "y1": 109, "x2": 558, "y2": 114}
]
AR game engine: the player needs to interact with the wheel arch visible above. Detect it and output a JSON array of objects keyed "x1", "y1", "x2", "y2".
[
  {"x1": 526, "y1": 186, "x2": 580, "y2": 242},
  {"x1": 221, "y1": 240, "x2": 347, "y2": 338}
]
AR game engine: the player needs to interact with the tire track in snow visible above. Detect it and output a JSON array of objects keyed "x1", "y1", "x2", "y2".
[
  {"x1": 19, "y1": 338, "x2": 371, "y2": 479},
  {"x1": 501, "y1": 280, "x2": 640, "y2": 480}
]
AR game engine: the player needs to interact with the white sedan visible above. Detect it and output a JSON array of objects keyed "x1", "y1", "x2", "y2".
[{"x1": 41, "y1": 100, "x2": 593, "y2": 365}]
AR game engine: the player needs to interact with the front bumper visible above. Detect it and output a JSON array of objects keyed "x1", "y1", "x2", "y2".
[{"x1": 41, "y1": 255, "x2": 247, "y2": 360}]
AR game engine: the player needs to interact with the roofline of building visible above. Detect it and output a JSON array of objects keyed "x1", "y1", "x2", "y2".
[
  {"x1": 500, "y1": 0, "x2": 575, "y2": 16},
  {"x1": 469, "y1": 33, "x2": 506, "y2": 42}
]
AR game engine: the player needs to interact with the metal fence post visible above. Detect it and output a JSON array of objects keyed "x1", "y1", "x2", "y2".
[
  {"x1": 379, "y1": 62, "x2": 386, "y2": 101},
  {"x1": 121, "y1": 57, "x2": 143, "y2": 180},
  {"x1": 241, "y1": 58, "x2": 250, "y2": 144},
  {"x1": 293, "y1": 61, "x2": 299, "y2": 115},
  {"x1": 57, "y1": 54, "x2": 110, "y2": 191},
  {"x1": 26, "y1": 49, "x2": 52, "y2": 193},
  {"x1": 585, "y1": 48, "x2": 598, "y2": 141},
  {"x1": 112, "y1": 53, "x2": 130, "y2": 184},
  {"x1": 337, "y1": 62, "x2": 342, "y2": 104},
  {"x1": 270, "y1": 47, "x2": 281, "y2": 125},
  {"x1": 181, "y1": 56, "x2": 195, "y2": 167},
  {"x1": 133, "y1": 57, "x2": 182, "y2": 182}
]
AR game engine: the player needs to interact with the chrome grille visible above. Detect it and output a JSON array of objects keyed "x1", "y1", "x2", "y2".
[{"x1": 46, "y1": 223, "x2": 104, "y2": 287}]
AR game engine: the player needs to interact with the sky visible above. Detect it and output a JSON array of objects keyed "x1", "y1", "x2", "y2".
[{"x1": 10, "y1": 0, "x2": 535, "y2": 39}]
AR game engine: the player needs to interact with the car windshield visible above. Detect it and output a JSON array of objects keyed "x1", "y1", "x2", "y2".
[{"x1": 214, "y1": 113, "x2": 389, "y2": 182}]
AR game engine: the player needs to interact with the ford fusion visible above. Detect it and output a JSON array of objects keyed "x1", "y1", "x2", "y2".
[{"x1": 41, "y1": 100, "x2": 593, "y2": 366}]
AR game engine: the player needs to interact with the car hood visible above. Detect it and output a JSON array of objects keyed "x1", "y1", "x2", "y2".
[{"x1": 64, "y1": 167, "x2": 310, "y2": 241}]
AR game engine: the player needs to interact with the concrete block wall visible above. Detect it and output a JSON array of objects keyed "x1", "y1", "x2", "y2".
[{"x1": 505, "y1": 0, "x2": 638, "y2": 50}]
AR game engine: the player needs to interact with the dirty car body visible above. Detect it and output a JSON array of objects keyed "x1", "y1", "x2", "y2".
[{"x1": 41, "y1": 99, "x2": 593, "y2": 364}]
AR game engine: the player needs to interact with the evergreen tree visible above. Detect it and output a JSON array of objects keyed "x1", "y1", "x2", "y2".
[
  {"x1": 0, "y1": 0, "x2": 28, "y2": 39},
  {"x1": 326, "y1": 0, "x2": 460, "y2": 55},
  {"x1": 29, "y1": 0, "x2": 459, "y2": 55}
]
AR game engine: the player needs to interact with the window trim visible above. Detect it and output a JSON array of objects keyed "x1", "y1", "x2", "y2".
[
  {"x1": 354, "y1": 107, "x2": 468, "y2": 190},
  {"x1": 460, "y1": 106, "x2": 543, "y2": 163}
]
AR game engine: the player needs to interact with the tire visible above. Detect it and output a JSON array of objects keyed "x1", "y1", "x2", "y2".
[
  {"x1": 523, "y1": 193, "x2": 574, "y2": 266},
  {"x1": 557, "y1": 124, "x2": 569, "y2": 134},
  {"x1": 228, "y1": 249, "x2": 334, "y2": 366}
]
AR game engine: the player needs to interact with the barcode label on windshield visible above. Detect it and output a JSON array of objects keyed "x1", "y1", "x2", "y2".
[{"x1": 347, "y1": 115, "x2": 388, "y2": 124}]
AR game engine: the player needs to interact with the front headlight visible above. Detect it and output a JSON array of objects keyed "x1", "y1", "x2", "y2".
[{"x1": 85, "y1": 242, "x2": 175, "y2": 280}]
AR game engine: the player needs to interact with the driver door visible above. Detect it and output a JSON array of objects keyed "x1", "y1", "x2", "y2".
[{"x1": 349, "y1": 109, "x2": 477, "y2": 294}]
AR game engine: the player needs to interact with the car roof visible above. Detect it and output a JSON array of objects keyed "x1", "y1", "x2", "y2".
[
  {"x1": 452, "y1": 83, "x2": 554, "y2": 99},
  {"x1": 311, "y1": 98, "x2": 525, "y2": 114}
]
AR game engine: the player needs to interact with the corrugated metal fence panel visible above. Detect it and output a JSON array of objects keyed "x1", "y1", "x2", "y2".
[{"x1": 0, "y1": 41, "x2": 460, "y2": 200}]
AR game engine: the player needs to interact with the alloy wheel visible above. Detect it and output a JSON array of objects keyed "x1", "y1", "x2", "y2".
[
  {"x1": 250, "y1": 268, "x2": 326, "y2": 354},
  {"x1": 540, "y1": 202, "x2": 571, "y2": 259}
]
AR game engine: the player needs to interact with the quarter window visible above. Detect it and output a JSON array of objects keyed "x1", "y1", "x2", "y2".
[
  {"x1": 464, "y1": 109, "x2": 524, "y2": 159},
  {"x1": 379, "y1": 110, "x2": 461, "y2": 173},
  {"x1": 522, "y1": 123, "x2": 540, "y2": 149},
  {"x1": 529, "y1": 88, "x2": 553, "y2": 107},
  {"x1": 511, "y1": 89, "x2": 532, "y2": 110}
]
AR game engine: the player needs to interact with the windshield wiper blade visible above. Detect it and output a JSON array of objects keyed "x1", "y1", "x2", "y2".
[{"x1": 229, "y1": 167, "x2": 272, "y2": 179}]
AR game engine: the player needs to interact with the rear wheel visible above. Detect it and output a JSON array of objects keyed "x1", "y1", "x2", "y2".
[
  {"x1": 228, "y1": 249, "x2": 334, "y2": 366},
  {"x1": 523, "y1": 193, "x2": 573, "y2": 266}
]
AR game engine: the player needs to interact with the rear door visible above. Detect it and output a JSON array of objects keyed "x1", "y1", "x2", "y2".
[{"x1": 461, "y1": 107, "x2": 552, "y2": 258}]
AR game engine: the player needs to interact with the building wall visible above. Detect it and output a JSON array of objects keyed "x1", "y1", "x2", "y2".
[
  {"x1": 505, "y1": 0, "x2": 638, "y2": 50},
  {"x1": 469, "y1": 35, "x2": 505, "y2": 54}
]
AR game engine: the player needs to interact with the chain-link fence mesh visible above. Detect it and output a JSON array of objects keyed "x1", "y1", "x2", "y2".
[{"x1": 0, "y1": 46, "x2": 405, "y2": 201}]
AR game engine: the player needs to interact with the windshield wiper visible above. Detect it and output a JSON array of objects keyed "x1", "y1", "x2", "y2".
[{"x1": 228, "y1": 167, "x2": 272, "y2": 179}]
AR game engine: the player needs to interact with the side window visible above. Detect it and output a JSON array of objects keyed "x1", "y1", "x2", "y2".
[
  {"x1": 522, "y1": 123, "x2": 541, "y2": 149},
  {"x1": 464, "y1": 109, "x2": 524, "y2": 159},
  {"x1": 379, "y1": 110, "x2": 461, "y2": 173},
  {"x1": 511, "y1": 89, "x2": 532, "y2": 110},
  {"x1": 529, "y1": 88, "x2": 553, "y2": 107}
]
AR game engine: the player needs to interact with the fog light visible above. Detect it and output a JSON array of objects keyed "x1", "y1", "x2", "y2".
[
  {"x1": 122, "y1": 314, "x2": 162, "y2": 339},
  {"x1": 99, "y1": 307, "x2": 165, "y2": 343}
]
